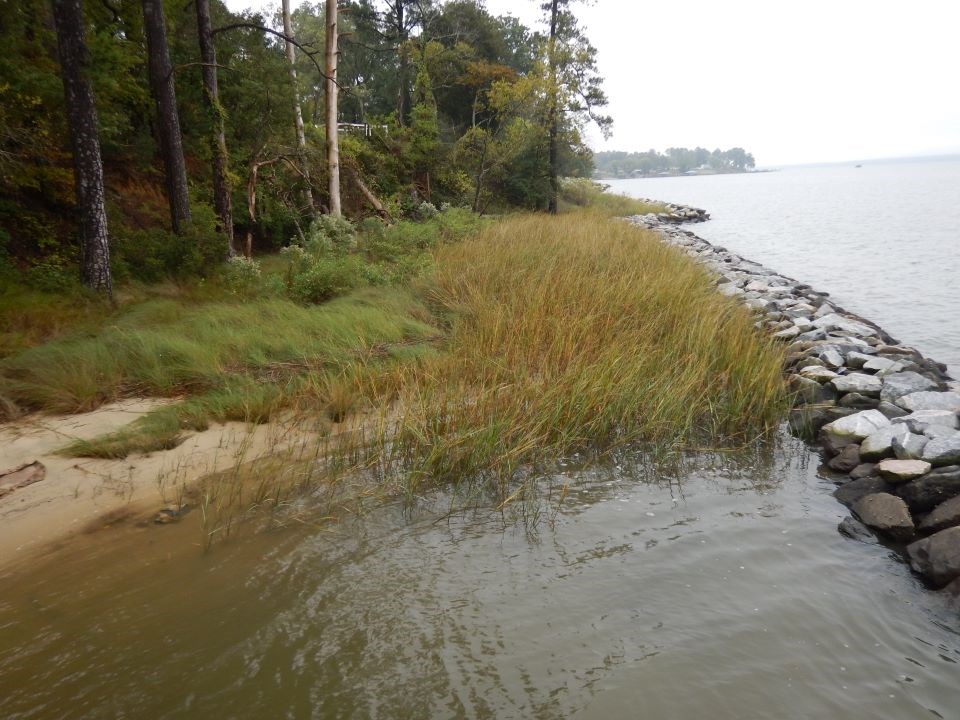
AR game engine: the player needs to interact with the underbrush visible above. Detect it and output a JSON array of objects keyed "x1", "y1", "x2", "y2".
[{"x1": 559, "y1": 178, "x2": 665, "y2": 216}]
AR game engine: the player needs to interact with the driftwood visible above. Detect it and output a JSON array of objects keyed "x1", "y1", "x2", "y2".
[
  {"x1": 0, "y1": 461, "x2": 46, "y2": 500},
  {"x1": 348, "y1": 167, "x2": 390, "y2": 218}
]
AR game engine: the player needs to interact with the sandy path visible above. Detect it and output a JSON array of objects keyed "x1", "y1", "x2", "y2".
[{"x1": 0, "y1": 400, "x2": 319, "y2": 569}]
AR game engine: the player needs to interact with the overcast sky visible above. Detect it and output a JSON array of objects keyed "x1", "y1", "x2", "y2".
[{"x1": 223, "y1": 0, "x2": 960, "y2": 166}]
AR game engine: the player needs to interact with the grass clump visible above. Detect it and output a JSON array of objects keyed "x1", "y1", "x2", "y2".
[
  {"x1": 559, "y1": 178, "x2": 666, "y2": 217},
  {"x1": 358, "y1": 213, "x2": 786, "y2": 492}
]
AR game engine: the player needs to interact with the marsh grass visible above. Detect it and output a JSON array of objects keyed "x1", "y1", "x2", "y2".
[
  {"x1": 558, "y1": 178, "x2": 666, "y2": 217},
  {"x1": 347, "y1": 213, "x2": 788, "y2": 495}
]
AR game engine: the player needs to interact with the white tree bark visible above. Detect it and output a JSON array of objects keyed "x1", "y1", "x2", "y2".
[
  {"x1": 282, "y1": 0, "x2": 315, "y2": 217},
  {"x1": 325, "y1": 0, "x2": 341, "y2": 216}
]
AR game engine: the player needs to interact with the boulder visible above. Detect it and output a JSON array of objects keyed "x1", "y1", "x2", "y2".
[
  {"x1": 834, "y1": 476, "x2": 891, "y2": 507},
  {"x1": 844, "y1": 351, "x2": 873, "y2": 369},
  {"x1": 800, "y1": 366, "x2": 839, "y2": 383},
  {"x1": 828, "y1": 444, "x2": 862, "y2": 473},
  {"x1": 852, "y1": 493, "x2": 914, "y2": 541},
  {"x1": 896, "y1": 391, "x2": 960, "y2": 413},
  {"x1": 875, "y1": 458, "x2": 931, "y2": 483},
  {"x1": 895, "y1": 466, "x2": 960, "y2": 512},
  {"x1": 849, "y1": 463, "x2": 876, "y2": 480},
  {"x1": 812, "y1": 313, "x2": 874, "y2": 337},
  {"x1": 877, "y1": 401, "x2": 909, "y2": 419},
  {"x1": 788, "y1": 374, "x2": 832, "y2": 405},
  {"x1": 919, "y1": 496, "x2": 960, "y2": 534},
  {"x1": 829, "y1": 373, "x2": 882, "y2": 397},
  {"x1": 891, "y1": 409, "x2": 959, "y2": 434},
  {"x1": 906, "y1": 527, "x2": 960, "y2": 588},
  {"x1": 788, "y1": 405, "x2": 855, "y2": 441},
  {"x1": 838, "y1": 516, "x2": 878, "y2": 544},
  {"x1": 880, "y1": 372, "x2": 940, "y2": 403},
  {"x1": 859, "y1": 424, "x2": 912, "y2": 461},
  {"x1": 920, "y1": 432, "x2": 960, "y2": 467},
  {"x1": 838, "y1": 392, "x2": 879, "y2": 409},
  {"x1": 773, "y1": 325, "x2": 801, "y2": 341},
  {"x1": 863, "y1": 356, "x2": 904, "y2": 373},
  {"x1": 821, "y1": 409, "x2": 891, "y2": 445},
  {"x1": 891, "y1": 431, "x2": 928, "y2": 460}
]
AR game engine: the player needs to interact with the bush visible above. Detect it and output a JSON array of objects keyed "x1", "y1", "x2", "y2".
[
  {"x1": 304, "y1": 215, "x2": 356, "y2": 255},
  {"x1": 217, "y1": 256, "x2": 263, "y2": 298},
  {"x1": 289, "y1": 255, "x2": 369, "y2": 304}
]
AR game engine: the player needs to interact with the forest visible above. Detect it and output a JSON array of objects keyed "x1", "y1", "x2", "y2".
[{"x1": 0, "y1": 0, "x2": 611, "y2": 293}]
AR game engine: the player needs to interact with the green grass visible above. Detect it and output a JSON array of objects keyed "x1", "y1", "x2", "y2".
[{"x1": 558, "y1": 177, "x2": 666, "y2": 217}]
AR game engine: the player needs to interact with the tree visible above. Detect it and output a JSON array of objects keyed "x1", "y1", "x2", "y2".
[
  {"x1": 50, "y1": 0, "x2": 112, "y2": 293},
  {"x1": 142, "y1": 0, "x2": 191, "y2": 234},
  {"x1": 195, "y1": 0, "x2": 234, "y2": 254},
  {"x1": 541, "y1": 0, "x2": 611, "y2": 213},
  {"x1": 282, "y1": 0, "x2": 315, "y2": 216},
  {"x1": 325, "y1": 0, "x2": 342, "y2": 216}
]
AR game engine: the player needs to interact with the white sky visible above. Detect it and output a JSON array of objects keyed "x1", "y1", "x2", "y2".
[{"x1": 224, "y1": 0, "x2": 960, "y2": 166}]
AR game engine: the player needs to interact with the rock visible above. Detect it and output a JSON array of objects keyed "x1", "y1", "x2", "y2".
[
  {"x1": 788, "y1": 375, "x2": 835, "y2": 405},
  {"x1": 877, "y1": 401, "x2": 909, "y2": 419},
  {"x1": 896, "y1": 391, "x2": 960, "y2": 413},
  {"x1": 0, "y1": 461, "x2": 46, "y2": 500},
  {"x1": 924, "y1": 425, "x2": 957, "y2": 440},
  {"x1": 717, "y1": 282, "x2": 742, "y2": 297},
  {"x1": 828, "y1": 444, "x2": 862, "y2": 473},
  {"x1": 891, "y1": 409, "x2": 959, "y2": 434},
  {"x1": 829, "y1": 373, "x2": 882, "y2": 397},
  {"x1": 859, "y1": 424, "x2": 912, "y2": 461},
  {"x1": 838, "y1": 516, "x2": 878, "y2": 544},
  {"x1": 812, "y1": 313, "x2": 875, "y2": 337},
  {"x1": 818, "y1": 349, "x2": 846, "y2": 369},
  {"x1": 773, "y1": 325, "x2": 801, "y2": 341},
  {"x1": 797, "y1": 329, "x2": 828, "y2": 342},
  {"x1": 895, "y1": 466, "x2": 960, "y2": 512},
  {"x1": 875, "y1": 458, "x2": 931, "y2": 483},
  {"x1": 849, "y1": 463, "x2": 876, "y2": 479},
  {"x1": 920, "y1": 432, "x2": 960, "y2": 467},
  {"x1": 880, "y1": 372, "x2": 940, "y2": 403},
  {"x1": 891, "y1": 431, "x2": 928, "y2": 460},
  {"x1": 906, "y1": 527, "x2": 960, "y2": 587},
  {"x1": 853, "y1": 493, "x2": 914, "y2": 540},
  {"x1": 800, "y1": 366, "x2": 839, "y2": 383},
  {"x1": 821, "y1": 409, "x2": 891, "y2": 445},
  {"x1": 919, "y1": 496, "x2": 960, "y2": 534},
  {"x1": 834, "y1": 476, "x2": 891, "y2": 507},
  {"x1": 838, "y1": 392, "x2": 879, "y2": 409},
  {"x1": 845, "y1": 352, "x2": 873, "y2": 369},
  {"x1": 153, "y1": 503, "x2": 189, "y2": 524},
  {"x1": 863, "y1": 356, "x2": 904, "y2": 373},
  {"x1": 788, "y1": 405, "x2": 856, "y2": 441}
]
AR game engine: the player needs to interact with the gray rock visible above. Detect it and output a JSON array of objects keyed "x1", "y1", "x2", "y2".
[
  {"x1": 849, "y1": 463, "x2": 876, "y2": 480},
  {"x1": 860, "y1": 424, "x2": 912, "y2": 461},
  {"x1": 862, "y1": 356, "x2": 903, "y2": 373},
  {"x1": 895, "y1": 466, "x2": 960, "y2": 512},
  {"x1": 800, "y1": 366, "x2": 839, "y2": 383},
  {"x1": 892, "y1": 431, "x2": 929, "y2": 460},
  {"x1": 919, "y1": 496, "x2": 960, "y2": 534},
  {"x1": 891, "y1": 409, "x2": 959, "y2": 434},
  {"x1": 821, "y1": 409, "x2": 891, "y2": 444},
  {"x1": 844, "y1": 351, "x2": 873, "y2": 369},
  {"x1": 788, "y1": 405, "x2": 855, "y2": 441},
  {"x1": 812, "y1": 313, "x2": 874, "y2": 337},
  {"x1": 797, "y1": 329, "x2": 828, "y2": 342},
  {"x1": 920, "y1": 432, "x2": 960, "y2": 467},
  {"x1": 829, "y1": 373, "x2": 882, "y2": 397},
  {"x1": 852, "y1": 493, "x2": 914, "y2": 541},
  {"x1": 838, "y1": 516, "x2": 878, "y2": 544},
  {"x1": 906, "y1": 527, "x2": 960, "y2": 588},
  {"x1": 924, "y1": 425, "x2": 957, "y2": 440},
  {"x1": 877, "y1": 401, "x2": 910, "y2": 419},
  {"x1": 817, "y1": 349, "x2": 846, "y2": 369},
  {"x1": 896, "y1": 391, "x2": 960, "y2": 413},
  {"x1": 880, "y1": 372, "x2": 940, "y2": 403},
  {"x1": 875, "y1": 458, "x2": 931, "y2": 483},
  {"x1": 717, "y1": 282, "x2": 742, "y2": 297},
  {"x1": 838, "y1": 392, "x2": 879, "y2": 410},
  {"x1": 828, "y1": 444, "x2": 862, "y2": 473},
  {"x1": 813, "y1": 303, "x2": 836, "y2": 319},
  {"x1": 773, "y1": 325, "x2": 801, "y2": 341},
  {"x1": 834, "y1": 476, "x2": 891, "y2": 507}
]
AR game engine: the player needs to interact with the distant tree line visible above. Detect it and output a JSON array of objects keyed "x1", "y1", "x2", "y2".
[
  {"x1": 594, "y1": 147, "x2": 756, "y2": 178},
  {"x1": 0, "y1": 0, "x2": 610, "y2": 292}
]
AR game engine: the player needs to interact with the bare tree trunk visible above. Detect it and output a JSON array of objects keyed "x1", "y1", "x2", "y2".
[
  {"x1": 348, "y1": 167, "x2": 389, "y2": 218},
  {"x1": 142, "y1": 0, "x2": 191, "y2": 234},
  {"x1": 195, "y1": 0, "x2": 234, "y2": 254},
  {"x1": 51, "y1": 0, "x2": 112, "y2": 293},
  {"x1": 245, "y1": 156, "x2": 278, "y2": 258},
  {"x1": 282, "y1": 0, "x2": 315, "y2": 217},
  {"x1": 325, "y1": 0, "x2": 341, "y2": 216},
  {"x1": 547, "y1": 0, "x2": 560, "y2": 215}
]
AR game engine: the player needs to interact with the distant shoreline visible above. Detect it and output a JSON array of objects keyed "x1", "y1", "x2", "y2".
[{"x1": 596, "y1": 169, "x2": 776, "y2": 180}]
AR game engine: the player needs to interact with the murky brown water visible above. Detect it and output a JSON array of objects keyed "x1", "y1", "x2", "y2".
[{"x1": 1, "y1": 432, "x2": 958, "y2": 719}]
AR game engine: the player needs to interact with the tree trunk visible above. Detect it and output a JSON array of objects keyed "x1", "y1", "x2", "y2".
[
  {"x1": 142, "y1": 0, "x2": 191, "y2": 234},
  {"x1": 51, "y1": 0, "x2": 112, "y2": 293},
  {"x1": 195, "y1": 0, "x2": 234, "y2": 254},
  {"x1": 282, "y1": 0, "x2": 315, "y2": 217},
  {"x1": 325, "y1": 0, "x2": 341, "y2": 217},
  {"x1": 393, "y1": 1, "x2": 410, "y2": 125},
  {"x1": 547, "y1": 0, "x2": 560, "y2": 215},
  {"x1": 349, "y1": 167, "x2": 388, "y2": 218}
]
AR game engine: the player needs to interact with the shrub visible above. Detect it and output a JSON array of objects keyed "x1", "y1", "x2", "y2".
[
  {"x1": 288, "y1": 255, "x2": 368, "y2": 304},
  {"x1": 218, "y1": 256, "x2": 263, "y2": 298},
  {"x1": 304, "y1": 215, "x2": 356, "y2": 255}
]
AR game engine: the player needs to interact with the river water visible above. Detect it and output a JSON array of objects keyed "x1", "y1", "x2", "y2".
[
  {"x1": 1, "y1": 434, "x2": 959, "y2": 718},
  {"x1": 608, "y1": 156, "x2": 960, "y2": 377}
]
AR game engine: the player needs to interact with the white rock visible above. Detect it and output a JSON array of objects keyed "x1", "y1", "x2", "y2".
[
  {"x1": 830, "y1": 373, "x2": 882, "y2": 397},
  {"x1": 822, "y1": 410, "x2": 891, "y2": 443},
  {"x1": 891, "y1": 409, "x2": 960, "y2": 434},
  {"x1": 896, "y1": 391, "x2": 960, "y2": 413}
]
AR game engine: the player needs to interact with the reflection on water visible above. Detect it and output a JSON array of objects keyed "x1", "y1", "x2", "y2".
[
  {"x1": 0, "y1": 432, "x2": 958, "y2": 719},
  {"x1": 608, "y1": 156, "x2": 960, "y2": 377}
]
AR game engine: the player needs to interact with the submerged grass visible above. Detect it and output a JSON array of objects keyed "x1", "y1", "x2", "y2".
[{"x1": 353, "y1": 213, "x2": 787, "y2": 493}]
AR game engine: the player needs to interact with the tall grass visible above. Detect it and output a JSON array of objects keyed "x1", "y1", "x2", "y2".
[
  {"x1": 558, "y1": 178, "x2": 666, "y2": 217},
  {"x1": 354, "y1": 213, "x2": 786, "y2": 493}
]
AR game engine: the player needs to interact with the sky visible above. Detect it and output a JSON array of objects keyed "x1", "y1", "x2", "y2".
[{"x1": 223, "y1": 0, "x2": 960, "y2": 166}]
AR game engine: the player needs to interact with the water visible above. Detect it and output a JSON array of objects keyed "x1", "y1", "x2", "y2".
[
  {"x1": 607, "y1": 156, "x2": 960, "y2": 377},
  {"x1": 1, "y1": 435, "x2": 959, "y2": 718}
]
